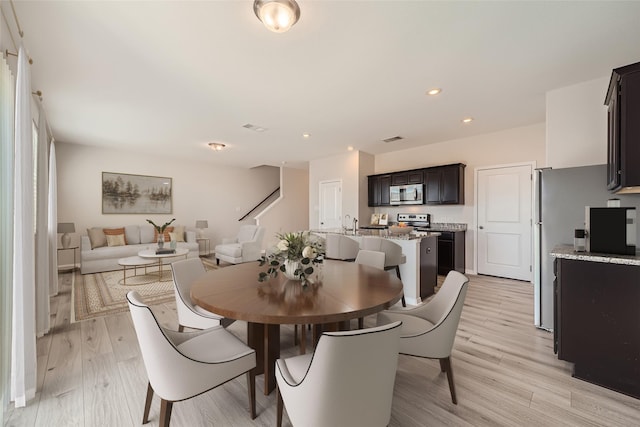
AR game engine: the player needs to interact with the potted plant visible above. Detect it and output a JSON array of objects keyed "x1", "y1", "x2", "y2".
[{"x1": 146, "y1": 218, "x2": 175, "y2": 248}]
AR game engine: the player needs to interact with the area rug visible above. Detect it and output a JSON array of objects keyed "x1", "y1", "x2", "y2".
[{"x1": 72, "y1": 260, "x2": 219, "y2": 322}]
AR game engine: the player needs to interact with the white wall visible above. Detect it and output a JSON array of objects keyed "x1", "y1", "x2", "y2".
[
  {"x1": 308, "y1": 151, "x2": 360, "y2": 230},
  {"x1": 546, "y1": 77, "x2": 609, "y2": 168},
  {"x1": 374, "y1": 123, "x2": 546, "y2": 272},
  {"x1": 55, "y1": 142, "x2": 298, "y2": 263},
  {"x1": 257, "y1": 167, "x2": 310, "y2": 249}
]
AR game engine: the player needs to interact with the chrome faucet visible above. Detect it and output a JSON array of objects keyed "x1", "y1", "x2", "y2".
[{"x1": 352, "y1": 218, "x2": 358, "y2": 234}]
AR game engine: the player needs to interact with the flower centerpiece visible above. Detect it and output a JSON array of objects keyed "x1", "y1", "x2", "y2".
[
  {"x1": 258, "y1": 231, "x2": 325, "y2": 284},
  {"x1": 146, "y1": 218, "x2": 175, "y2": 248}
]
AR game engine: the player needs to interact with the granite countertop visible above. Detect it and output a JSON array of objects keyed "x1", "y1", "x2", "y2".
[
  {"x1": 310, "y1": 229, "x2": 440, "y2": 240},
  {"x1": 551, "y1": 244, "x2": 640, "y2": 266},
  {"x1": 427, "y1": 223, "x2": 467, "y2": 232}
]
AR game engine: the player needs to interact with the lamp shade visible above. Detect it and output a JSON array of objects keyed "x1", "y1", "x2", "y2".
[
  {"x1": 57, "y1": 222, "x2": 75, "y2": 233},
  {"x1": 254, "y1": 0, "x2": 300, "y2": 33},
  {"x1": 195, "y1": 220, "x2": 208, "y2": 229}
]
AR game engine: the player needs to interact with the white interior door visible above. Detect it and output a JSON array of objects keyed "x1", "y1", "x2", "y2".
[
  {"x1": 319, "y1": 180, "x2": 342, "y2": 230},
  {"x1": 477, "y1": 164, "x2": 532, "y2": 281}
]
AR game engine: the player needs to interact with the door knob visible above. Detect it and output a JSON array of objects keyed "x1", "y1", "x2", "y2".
[{"x1": 479, "y1": 226, "x2": 484, "y2": 229}]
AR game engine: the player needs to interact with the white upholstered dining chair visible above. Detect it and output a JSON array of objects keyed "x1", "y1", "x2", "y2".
[
  {"x1": 354, "y1": 249, "x2": 386, "y2": 270},
  {"x1": 325, "y1": 234, "x2": 360, "y2": 261},
  {"x1": 376, "y1": 270, "x2": 469, "y2": 404},
  {"x1": 127, "y1": 291, "x2": 257, "y2": 426},
  {"x1": 353, "y1": 249, "x2": 388, "y2": 328},
  {"x1": 276, "y1": 321, "x2": 402, "y2": 427},
  {"x1": 360, "y1": 236, "x2": 407, "y2": 306},
  {"x1": 171, "y1": 258, "x2": 228, "y2": 331}
]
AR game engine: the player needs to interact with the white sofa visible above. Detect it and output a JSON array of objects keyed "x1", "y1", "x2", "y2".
[{"x1": 81, "y1": 224, "x2": 199, "y2": 274}]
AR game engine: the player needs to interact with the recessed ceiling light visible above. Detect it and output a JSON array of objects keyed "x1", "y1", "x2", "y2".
[
  {"x1": 347, "y1": 146, "x2": 354, "y2": 151},
  {"x1": 427, "y1": 88, "x2": 441, "y2": 96},
  {"x1": 208, "y1": 142, "x2": 226, "y2": 151},
  {"x1": 302, "y1": 133, "x2": 310, "y2": 138},
  {"x1": 461, "y1": 117, "x2": 473, "y2": 124}
]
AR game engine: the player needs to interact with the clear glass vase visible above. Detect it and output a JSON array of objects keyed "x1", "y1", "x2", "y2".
[{"x1": 157, "y1": 234, "x2": 165, "y2": 249}]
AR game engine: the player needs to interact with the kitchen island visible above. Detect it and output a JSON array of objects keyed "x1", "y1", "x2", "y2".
[
  {"x1": 551, "y1": 245, "x2": 640, "y2": 399},
  {"x1": 312, "y1": 230, "x2": 440, "y2": 305}
]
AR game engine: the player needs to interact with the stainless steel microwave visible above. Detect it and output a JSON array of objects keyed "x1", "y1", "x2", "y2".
[{"x1": 390, "y1": 184, "x2": 424, "y2": 205}]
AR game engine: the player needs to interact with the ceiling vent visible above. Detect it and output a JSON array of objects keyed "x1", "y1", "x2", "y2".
[
  {"x1": 382, "y1": 136, "x2": 404, "y2": 143},
  {"x1": 243, "y1": 123, "x2": 268, "y2": 132}
]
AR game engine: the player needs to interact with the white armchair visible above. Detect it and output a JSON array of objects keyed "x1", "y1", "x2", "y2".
[
  {"x1": 276, "y1": 321, "x2": 402, "y2": 427},
  {"x1": 171, "y1": 258, "x2": 228, "y2": 331},
  {"x1": 214, "y1": 225, "x2": 265, "y2": 265},
  {"x1": 376, "y1": 270, "x2": 469, "y2": 404},
  {"x1": 127, "y1": 291, "x2": 257, "y2": 426}
]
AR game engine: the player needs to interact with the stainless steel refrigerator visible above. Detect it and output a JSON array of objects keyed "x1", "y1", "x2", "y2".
[{"x1": 533, "y1": 164, "x2": 640, "y2": 330}]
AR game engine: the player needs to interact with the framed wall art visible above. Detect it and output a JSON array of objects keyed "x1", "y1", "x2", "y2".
[{"x1": 102, "y1": 172, "x2": 172, "y2": 214}]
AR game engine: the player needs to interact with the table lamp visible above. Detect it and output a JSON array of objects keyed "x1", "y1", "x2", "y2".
[
  {"x1": 195, "y1": 220, "x2": 208, "y2": 238},
  {"x1": 57, "y1": 222, "x2": 75, "y2": 249}
]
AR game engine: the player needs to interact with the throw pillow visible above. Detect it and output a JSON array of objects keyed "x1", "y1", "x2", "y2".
[
  {"x1": 171, "y1": 225, "x2": 185, "y2": 242},
  {"x1": 140, "y1": 225, "x2": 155, "y2": 244},
  {"x1": 87, "y1": 227, "x2": 107, "y2": 249},
  {"x1": 106, "y1": 234, "x2": 126, "y2": 247},
  {"x1": 124, "y1": 225, "x2": 141, "y2": 245},
  {"x1": 154, "y1": 226, "x2": 174, "y2": 242},
  {"x1": 104, "y1": 227, "x2": 127, "y2": 245}
]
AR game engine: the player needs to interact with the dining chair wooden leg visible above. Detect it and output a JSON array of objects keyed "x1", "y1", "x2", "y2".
[
  {"x1": 177, "y1": 324, "x2": 184, "y2": 332},
  {"x1": 276, "y1": 385, "x2": 284, "y2": 427},
  {"x1": 159, "y1": 399, "x2": 173, "y2": 427},
  {"x1": 142, "y1": 382, "x2": 154, "y2": 424},
  {"x1": 247, "y1": 370, "x2": 256, "y2": 419},
  {"x1": 293, "y1": 324, "x2": 299, "y2": 345},
  {"x1": 395, "y1": 266, "x2": 407, "y2": 307},
  {"x1": 300, "y1": 324, "x2": 307, "y2": 354},
  {"x1": 440, "y1": 356, "x2": 458, "y2": 404},
  {"x1": 358, "y1": 317, "x2": 364, "y2": 329}
]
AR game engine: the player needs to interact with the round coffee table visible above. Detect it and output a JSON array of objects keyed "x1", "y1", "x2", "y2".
[
  {"x1": 138, "y1": 247, "x2": 189, "y2": 281},
  {"x1": 117, "y1": 256, "x2": 157, "y2": 285}
]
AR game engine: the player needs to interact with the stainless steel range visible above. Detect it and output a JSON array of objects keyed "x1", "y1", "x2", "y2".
[{"x1": 397, "y1": 213, "x2": 431, "y2": 230}]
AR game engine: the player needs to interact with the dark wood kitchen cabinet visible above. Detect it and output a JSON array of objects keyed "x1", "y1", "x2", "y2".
[
  {"x1": 425, "y1": 163, "x2": 465, "y2": 205},
  {"x1": 368, "y1": 174, "x2": 391, "y2": 206},
  {"x1": 391, "y1": 170, "x2": 423, "y2": 186},
  {"x1": 437, "y1": 231, "x2": 465, "y2": 275},
  {"x1": 605, "y1": 61, "x2": 640, "y2": 193},
  {"x1": 555, "y1": 257, "x2": 640, "y2": 398}
]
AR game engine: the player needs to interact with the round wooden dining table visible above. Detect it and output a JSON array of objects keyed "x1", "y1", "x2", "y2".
[{"x1": 190, "y1": 259, "x2": 403, "y2": 395}]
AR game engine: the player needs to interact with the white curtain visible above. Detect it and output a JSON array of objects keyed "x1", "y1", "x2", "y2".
[
  {"x1": 48, "y1": 141, "x2": 58, "y2": 296},
  {"x1": 1, "y1": 50, "x2": 16, "y2": 419},
  {"x1": 11, "y1": 46, "x2": 36, "y2": 407},
  {"x1": 35, "y1": 104, "x2": 50, "y2": 337}
]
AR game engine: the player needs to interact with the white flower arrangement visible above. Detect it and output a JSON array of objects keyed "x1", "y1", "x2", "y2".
[{"x1": 258, "y1": 231, "x2": 325, "y2": 284}]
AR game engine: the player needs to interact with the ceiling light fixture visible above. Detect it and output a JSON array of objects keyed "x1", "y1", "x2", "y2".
[
  {"x1": 347, "y1": 146, "x2": 354, "y2": 151},
  {"x1": 253, "y1": 0, "x2": 301, "y2": 33},
  {"x1": 208, "y1": 142, "x2": 226, "y2": 151},
  {"x1": 302, "y1": 133, "x2": 310, "y2": 138},
  {"x1": 427, "y1": 88, "x2": 441, "y2": 96},
  {"x1": 462, "y1": 117, "x2": 474, "y2": 124}
]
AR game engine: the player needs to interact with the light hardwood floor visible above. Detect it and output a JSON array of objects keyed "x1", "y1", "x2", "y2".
[{"x1": 4, "y1": 272, "x2": 639, "y2": 426}]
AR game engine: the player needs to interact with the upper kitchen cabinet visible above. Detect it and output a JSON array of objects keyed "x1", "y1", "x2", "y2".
[
  {"x1": 390, "y1": 170, "x2": 423, "y2": 186},
  {"x1": 425, "y1": 163, "x2": 466, "y2": 205},
  {"x1": 368, "y1": 174, "x2": 392, "y2": 206},
  {"x1": 606, "y1": 61, "x2": 640, "y2": 193}
]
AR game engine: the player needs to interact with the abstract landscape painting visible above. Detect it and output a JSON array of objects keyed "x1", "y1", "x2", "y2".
[{"x1": 102, "y1": 172, "x2": 172, "y2": 214}]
